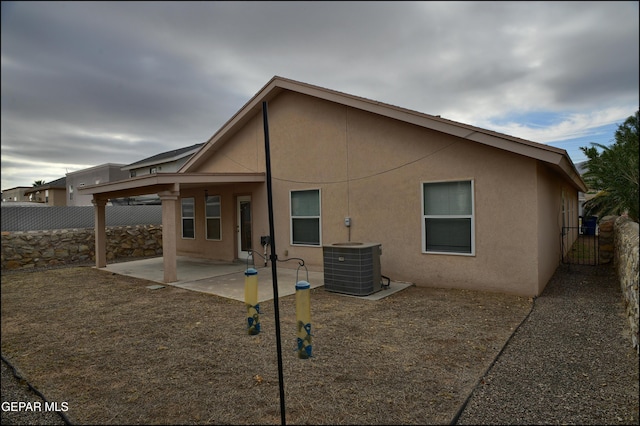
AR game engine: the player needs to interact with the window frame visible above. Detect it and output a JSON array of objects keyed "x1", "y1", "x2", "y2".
[
  {"x1": 181, "y1": 197, "x2": 195, "y2": 239},
  {"x1": 421, "y1": 179, "x2": 475, "y2": 256},
  {"x1": 205, "y1": 194, "x2": 222, "y2": 241},
  {"x1": 289, "y1": 188, "x2": 322, "y2": 246}
]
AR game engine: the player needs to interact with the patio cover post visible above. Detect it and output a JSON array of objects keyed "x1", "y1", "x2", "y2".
[
  {"x1": 92, "y1": 198, "x2": 108, "y2": 268},
  {"x1": 159, "y1": 189, "x2": 179, "y2": 283}
]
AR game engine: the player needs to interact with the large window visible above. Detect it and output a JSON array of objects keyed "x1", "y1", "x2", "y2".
[
  {"x1": 205, "y1": 195, "x2": 221, "y2": 240},
  {"x1": 181, "y1": 197, "x2": 195, "y2": 239},
  {"x1": 422, "y1": 180, "x2": 474, "y2": 255},
  {"x1": 290, "y1": 189, "x2": 321, "y2": 246}
]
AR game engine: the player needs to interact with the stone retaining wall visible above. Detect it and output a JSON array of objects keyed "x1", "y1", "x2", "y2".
[
  {"x1": 598, "y1": 216, "x2": 615, "y2": 265},
  {"x1": 1, "y1": 225, "x2": 162, "y2": 270},
  {"x1": 611, "y1": 216, "x2": 639, "y2": 353}
]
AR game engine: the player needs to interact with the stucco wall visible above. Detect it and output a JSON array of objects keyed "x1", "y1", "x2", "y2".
[
  {"x1": 1, "y1": 225, "x2": 162, "y2": 270},
  {"x1": 187, "y1": 91, "x2": 574, "y2": 296},
  {"x1": 48, "y1": 188, "x2": 67, "y2": 206},
  {"x1": 176, "y1": 183, "x2": 265, "y2": 262},
  {"x1": 536, "y1": 162, "x2": 580, "y2": 295}
]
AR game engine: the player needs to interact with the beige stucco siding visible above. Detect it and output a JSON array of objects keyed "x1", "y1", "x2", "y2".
[
  {"x1": 267, "y1": 93, "x2": 541, "y2": 295},
  {"x1": 535, "y1": 162, "x2": 580, "y2": 294},
  {"x1": 176, "y1": 184, "x2": 262, "y2": 261},
  {"x1": 186, "y1": 90, "x2": 569, "y2": 296},
  {"x1": 197, "y1": 117, "x2": 264, "y2": 174}
]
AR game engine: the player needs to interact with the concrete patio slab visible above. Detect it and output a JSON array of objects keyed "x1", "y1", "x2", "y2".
[{"x1": 101, "y1": 256, "x2": 412, "y2": 302}]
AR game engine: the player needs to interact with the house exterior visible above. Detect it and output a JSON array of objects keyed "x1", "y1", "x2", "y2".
[
  {"x1": 23, "y1": 177, "x2": 67, "y2": 206},
  {"x1": 1, "y1": 187, "x2": 32, "y2": 203},
  {"x1": 122, "y1": 143, "x2": 205, "y2": 178},
  {"x1": 66, "y1": 163, "x2": 129, "y2": 206},
  {"x1": 80, "y1": 76, "x2": 586, "y2": 296},
  {"x1": 113, "y1": 143, "x2": 206, "y2": 205}
]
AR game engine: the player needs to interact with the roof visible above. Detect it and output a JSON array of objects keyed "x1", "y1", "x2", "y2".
[
  {"x1": 80, "y1": 76, "x2": 587, "y2": 199},
  {"x1": 23, "y1": 177, "x2": 66, "y2": 195},
  {"x1": 121, "y1": 143, "x2": 205, "y2": 171},
  {"x1": 66, "y1": 163, "x2": 126, "y2": 176},
  {"x1": 1, "y1": 186, "x2": 32, "y2": 192},
  {"x1": 182, "y1": 76, "x2": 587, "y2": 192},
  {"x1": 47, "y1": 176, "x2": 67, "y2": 187}
]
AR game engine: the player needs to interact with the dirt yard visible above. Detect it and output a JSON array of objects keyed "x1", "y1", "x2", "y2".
[{"x1": 1, "y1": 266, "x2": 532, "y2": 425}]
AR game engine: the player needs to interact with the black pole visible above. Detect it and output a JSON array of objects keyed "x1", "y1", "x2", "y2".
[{"x1": 263, "y1": 101, "x2": 286, "y2": 425}]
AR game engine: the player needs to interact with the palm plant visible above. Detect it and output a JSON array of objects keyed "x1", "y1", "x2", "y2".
[{"x1": 580, "y1": 111, "x2": 639, "y2": 222}]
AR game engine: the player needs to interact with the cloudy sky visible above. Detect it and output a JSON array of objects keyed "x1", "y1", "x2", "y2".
[{"x1": 2, "y1": 1, "x2": 638, "y2": 190}]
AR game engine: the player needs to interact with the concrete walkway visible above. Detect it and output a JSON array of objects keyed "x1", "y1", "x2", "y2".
[{"x1": 102, "y1": 256, "x2": 412, "y2": 302}]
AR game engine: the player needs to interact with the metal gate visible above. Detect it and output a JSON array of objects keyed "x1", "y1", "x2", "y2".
[{"x1": 561, "y1": 226, "x2": 599, "y2": 265}]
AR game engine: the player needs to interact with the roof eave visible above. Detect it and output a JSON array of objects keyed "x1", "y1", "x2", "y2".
[
  {"x1": 180, "y1": 76, "x2": 586, "y2": 189},
  {"x1": 78, "y1": 172, "x2": 266, "y2": 199}
]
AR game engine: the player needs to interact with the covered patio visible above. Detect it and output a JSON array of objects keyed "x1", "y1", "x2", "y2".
[{"x1": 78, "y1": 172, "x2": 266, "y2": 283}]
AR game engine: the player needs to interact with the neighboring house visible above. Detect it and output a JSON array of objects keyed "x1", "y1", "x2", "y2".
[
  {"x1": 122, "y1": 143, "x2": 205, "y2": 178},
  {"x1": 23, "y1": 177, "x2": 67, "y2": 206},
  {"x1": 113, "y1": 143, "x2": 205, "y2": 205},
  {"x1": 66, "y1": 164, "x2": 129, "y2": 206},
  {"x1": 1, "y1": 186, "x2": 31, "y2": 202},
  {"x1": 80, "y1": 76, "x2": 586, "y2": 297}
]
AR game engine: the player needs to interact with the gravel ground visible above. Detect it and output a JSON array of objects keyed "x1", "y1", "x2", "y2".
[
  {"x1": 1, "y1": 263, "x2": 637, "y2": 425},
  {"x1": 1, "y1": 356, "x2": 67, "y2": 425},
  {"x1": 456, "y1": 264, "x2": 639, "y2": 425}
]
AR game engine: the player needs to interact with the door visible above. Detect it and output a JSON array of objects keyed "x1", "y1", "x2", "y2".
[{"x1": 237, "y1": 195, "x2": 252, "y2": 259}]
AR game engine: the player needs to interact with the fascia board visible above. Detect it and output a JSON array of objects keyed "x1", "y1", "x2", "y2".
[
  {"x1": 180, "y1": 76, "x2": 584, "y2": 191},
  {"x1": 180, "y1": 79, "x2": 283, "y2": 173},
  {"x1": 78, "y1": 173, "x2": 265, "y2": 196}
]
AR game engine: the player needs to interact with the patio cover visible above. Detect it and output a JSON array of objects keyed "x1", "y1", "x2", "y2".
[{"x1": 78, "y1": 172, "x2": 265, "y2": 282}]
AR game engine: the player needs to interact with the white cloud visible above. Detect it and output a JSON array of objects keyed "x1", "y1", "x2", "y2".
[{"x1": 479, "y1": 106, "x2": 637, "y2": 143}]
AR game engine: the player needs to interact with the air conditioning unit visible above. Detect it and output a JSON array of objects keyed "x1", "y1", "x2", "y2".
[{"x1": 322, "y1": 242, "x2": 382, "y2": 296}]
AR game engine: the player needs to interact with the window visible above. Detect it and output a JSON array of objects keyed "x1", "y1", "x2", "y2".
[
  {"x1": 69, "y1": 185, "x2": 74, "y2": 200},
  {"x1": 130, "y1": 170, "x2": 137, "y2": 178},
  {"x1": 181, "y1": 197, "x2": 195, "y2": 239},
  {"x1": 290, "y1": 189, "x2": 321, "y2": 245},
  {"x1": 150, "y1": 167, "x2": 157, "y2": 174},
  {"x1": 205, "y1": 195, "x2": 221, "y2": 240},
  {"x1": 422, "y1": 180, "x2": 474, "y2": 255}
]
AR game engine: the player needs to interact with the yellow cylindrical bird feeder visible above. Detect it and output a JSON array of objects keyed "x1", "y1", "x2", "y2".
[
  {"x1": 295, "y1": 280, "x2": 312, "y2": 358},
  {"x1": 244, "y1": 268, "x2": 260, "y2": 335}
]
